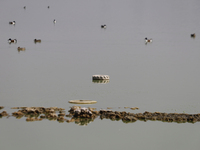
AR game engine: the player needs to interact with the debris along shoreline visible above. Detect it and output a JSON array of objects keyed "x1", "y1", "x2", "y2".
[{"x1": 0, "y1": 106, "x2": 200, "y2": 125}]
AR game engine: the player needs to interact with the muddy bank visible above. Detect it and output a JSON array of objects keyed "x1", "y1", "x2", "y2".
[
  {"x1": 68, "y1": 106, "x2": 200, "y2": 124},
  {"x1": 11, "y1": 107, "x2": 66, "y2": 122},
  {"x1": 0, "y1": 106, "x2": 199, "y2": 125}
]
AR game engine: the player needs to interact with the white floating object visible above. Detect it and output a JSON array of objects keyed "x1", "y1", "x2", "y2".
[
  {"x1": 68, "y1": 100, "x2": 97, "y2": 104},
  {"x1": 92, "y1": 75, "x2": 109, "y2": 80}
]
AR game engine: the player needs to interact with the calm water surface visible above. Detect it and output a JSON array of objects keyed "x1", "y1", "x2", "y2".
[{"x1": 0, "y1": 0, "x2": 200, "y2": 150}]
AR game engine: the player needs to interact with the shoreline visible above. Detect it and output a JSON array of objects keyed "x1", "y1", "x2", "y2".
[{"x1": 0, "y1": 106, "x2": 199, "y2": 125}]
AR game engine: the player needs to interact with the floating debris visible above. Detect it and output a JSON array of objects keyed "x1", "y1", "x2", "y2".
[
  {"x1": 107, "y1": 107, "x2": 113, "y2": 109},
  {"x1": 88, "y1": 107, "x2": 96, "y2": 111},
  {"x1": 58, "y1": 113, "x2": 65, "y2": 117},
  {"x1": 57, "y1": 116, "x2": 66, "y2": 123},
  {"x1": 0, "y1": 106, "x2": 200, "y2": 125},
  {"x1": 26, "y1": 117, "x2": 42, "y2": 122},
  {"x1": 68, "y1": 107, "x2": 200, "y2": 124},
  {"x1": 0, "y1": 111, "x2": 9, "y2": 117},
  {"x1": 124, "y1": 107, "x2": 130, "y2": 109},
  {"x1": 68, "y1": 100, "x2": 97, "y2": 104},
  {"x1": 11, "y1": 107, "x2": 20, "y2": 109},
  {"x1": 92, "y1": 75, "x2": 109, "y2": 80},
  {"x1": 11, "y1": 107, "x2": 65, "y2": 121},
  {"x1": 130, "y1": 107, "x2": 139, "y2": 110}
]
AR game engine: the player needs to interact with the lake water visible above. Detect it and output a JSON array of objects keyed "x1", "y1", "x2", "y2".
[{"x1": 0, "y1": 0, "x2": 200, "y2": 150}]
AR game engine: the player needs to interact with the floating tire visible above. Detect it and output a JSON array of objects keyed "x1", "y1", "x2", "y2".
[
  {"x1": 92, "y1": 75, "x2": 109, "y2": 80},
  {"x1": 68, "y1": 100, "x2": 97, "y2": 104}
]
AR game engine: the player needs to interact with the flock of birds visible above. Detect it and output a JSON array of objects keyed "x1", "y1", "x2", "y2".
[
  {"x1": 8, "y1": 18, "x2": 109, "y2": 51},
  {"x1": 7, "y1": 5, "x2": 196, "y2": 51},
  {"x1": 7, "y1": 6, "x2": 57, "y2": 52}
]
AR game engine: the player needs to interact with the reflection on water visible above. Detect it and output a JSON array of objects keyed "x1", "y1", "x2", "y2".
[
  {"x1": 67, "y1": 118, "x2": 95, "y2": 126},
  {"x1": 92, "y1": 80, "x2": 109, "y2": 84}
]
